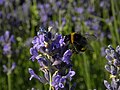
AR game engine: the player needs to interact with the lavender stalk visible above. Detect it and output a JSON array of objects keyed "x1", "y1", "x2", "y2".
[
  {"x1": 0, "y1": 31, "x2": 16, "y2": 90},
  {"x1": 29, "y1": 26, "x2": 75, "y2": 90},
  {"x1": 104, "y1": 45, "x2": 120, "y2": 90}
]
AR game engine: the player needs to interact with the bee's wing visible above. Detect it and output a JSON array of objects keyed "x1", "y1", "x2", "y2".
[
  {"x1": 84, "y1": 34, "x2": 96, "y2": 52},
  {"x1": 75, "y1": 41, "x2": 94, "y2": 51},
  {"x1": 84, "y1": 34, "x2": 97, "y2": 42},
  {"x1": 86, "y1": 44, "x2": 94, "y2": 52}
]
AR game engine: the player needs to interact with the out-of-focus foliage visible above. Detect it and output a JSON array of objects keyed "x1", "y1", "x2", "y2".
[{"x1": 0, "y1": 0, "x2": 120, "y2": 90}]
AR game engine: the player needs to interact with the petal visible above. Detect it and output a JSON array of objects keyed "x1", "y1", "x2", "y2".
[
  {"x1": 3, "y1": 44, "x2": 11, "y2": 52},
  {"x1": 59, "y1": 38, "x2": 65, "y2": 46},
  {"x1": 32, "y1": 36, "x2": 38, "y2": 45},
  {"x1": 65, "y1": 70, "x2": 75, "y2": 80},
  {"x1": 59, "y1": 83, "x2": 64, "y2": 88},
  {"x1": 104, "y1": 80, "x2": 112, "y2": 90},
  {"x1": 116, "y1": 45, "x2": 120, "y2": 54},
  {"x1": 30, "y1": 48, "x2": 38, "y2": 56},
  {"x1": 105, "y1": 55, "x2": 113, "y2": 61},
  {"x1": 3, "y1": 65, "x2": 8, "y2": 72},
  {"x1": 62, "y1": 50, "x2": 72, "y2": 64},
  {"x1": 68, "y1": 70, "x2": 75, "y2": 77},
  {"x1": 10, "y1": 35, "x2": 15, "y2": 43},
  {"x1": 113, "y1": 59, "x2": 120, "y2": 66},
  {"x1": 0, "y1": 36, "x2": 4, "y2": 42},
  {"x1": 11, "y1": 62, "x2": 16, "y2": 71},
  {"x1": 37, "y1": 58, "x2": 48, "y2": 67},
  {"x1": 110, "y1": 65, "x2": 117, "y2": 75},
  {"x1": 105, "y1": 65, "x2": 111, "y2": 73},
  {"x1": 28, "y1": 68, "x2": 47, "y2": 83},
  {"x1": 4, "y1": 31, "x2": 10, "y2": 41},
  {"x1": 30, "y1": 48, "x2": 38, "y2": 61},
  {"x1": 38, "y1": 34, "x2": 45, "y2": 43},
  {"x1": 28, "y1": 68, "x2": 39, "y2": 80}
]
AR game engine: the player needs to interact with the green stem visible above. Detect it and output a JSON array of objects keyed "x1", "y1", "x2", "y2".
[
  {"x1": 7, "y1": 55, "x2": 11, "y2": 90},
  {"x1": 49, "y1": 72, "x2": 52, "y2": 90},
  {"x1": 83, "y1": 54, "x2": 91, "y2": 89},
  {"x1": 7, "y1": 73, "x2": 11, "y2": 90},
  {"x1": 111, "y1": 0, "x2": 119, "y2": 43}
]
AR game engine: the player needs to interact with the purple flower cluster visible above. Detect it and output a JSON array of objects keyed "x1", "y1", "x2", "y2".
[
  {"x1": 37, "y1": 2, "x2": 66, "y2": 30},
  {"x1": 0, "y1": 31, "x2": 15, "y2": 55},
  {"x1": 0, "y1": 0, "x2": 32, "y2": 38},
  {"x1": 3, "y1": 62, "x2": 16, "y2": 74},
  {"x1": 0, "y1": 0, "x2": 114, "y2": 43},
  {"x1": 29, "y1": 27, "x2": 75, "y2": 89},
  {"x1": 104, "y1": 45, "x2": 120, "y2": 90},
  {"x1": 0, "y1": 31, "x2": 16, "y2": 73}
]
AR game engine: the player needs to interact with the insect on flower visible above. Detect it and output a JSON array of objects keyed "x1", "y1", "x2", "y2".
[{"x1": 64, "y1": 32, "x2": 96, "y2": 53}]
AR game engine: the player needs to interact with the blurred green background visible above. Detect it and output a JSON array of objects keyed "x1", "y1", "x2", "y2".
[{"x1": 0, "y1": 0, "x2": 120, "y2": 90}]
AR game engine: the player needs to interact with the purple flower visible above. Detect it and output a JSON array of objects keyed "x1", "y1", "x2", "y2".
[
  {"x1": 29, "y1": 27, "x2": 75, "y2": 89},
  {"x1": 104, "y1": 79, "x2": 120, "y2": 90},
  {"x1": 65, "y1": 70, "x2": 75, "y2": 80},
  {"x1": 52, "y1": 34, "x2": 64, "y2": 49},
  {"x1": 31, "y1": 34, "x2": 48, "y2": 55},
  {"x1": 59, "y1": 37, "x2": 65, "y2": 46},
  {"x1": 11, "y1": 62, "x2": 16, "y2": 71},
  {"x1": 52, "y1": 75, "x2": 66, "y2": 89},
  {"x1": 0, "y1": 0, "x2": 4, "y2": 5},
  {"x1": 105, "y1": 45, "x2": 120, "y2": 67},
  {"x1": 100, "y1": 1, "x2": 105, "y2": 7},
  {"x1": 62, "y1": 50, "x2": 72, "y2": 64},
  {"x1": 100, "y1": 0, "x2": 110, "y2": 9},
  {"x1": 75, "y1": 7, "x2": 84, "y2": 14},
  {"x1": 29, "y1": 68, "x2": 41, "y2": 81},
  {"x1": 28, "y1": 68, "x2": 47, "y2": 84},
  {"x1": 3, "y1": 65, "x2": 8, "y2": 72},
  {"x1": 32, "y1": 35, "x2": 45, "y2": 49},
  {"x1": 104, "y1": 80, "x2": 112, "y2": 90},
  {"x1": 52, "y1": 69, "x2": 75, "y2": 90},
  {"x1": 104, "y1": 45, "x2": 120, "y2": 90},
  {"x1": 0, "y1": 31, "x2": 15, "y2": 55},
  {"x1": 87, "y1": 6, "x2": 95, "y2": 13},
  {"x1": 30, "y1": 47, "x2": 38, "y2": 61},
  {"x1": 3, "y1": 44, "x2": 11, "y2": 55},
  {"x1": 37, "y1": 57, "x2": 48, "y2": 67},
  {"x1": 3, "y1": 62, "x2": 16, "y2": 73}
]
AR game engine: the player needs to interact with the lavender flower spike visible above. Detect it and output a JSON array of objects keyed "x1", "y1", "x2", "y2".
[
  {"x1": 29, "y1": 27, "x2": 75, "y2": 90},
  {"x1": 0, "y1": 31, "x2": 15, "y2": 55},
  {"x1": 104, "y1": 45, "x2": 120, "y2": 90}
]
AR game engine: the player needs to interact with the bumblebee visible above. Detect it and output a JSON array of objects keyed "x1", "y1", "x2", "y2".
[{"x1": 64, "y1": 32, "x2": 95, "y2": 53}]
